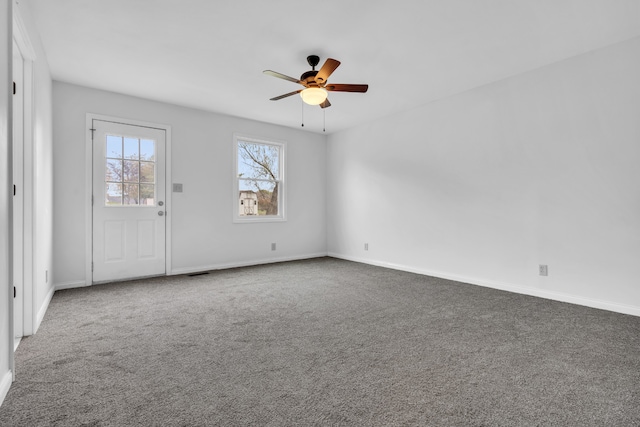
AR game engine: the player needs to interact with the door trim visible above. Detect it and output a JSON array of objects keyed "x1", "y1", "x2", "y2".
[{"x1": 85, "y1": 114, "x2": 172, "y2": 285}]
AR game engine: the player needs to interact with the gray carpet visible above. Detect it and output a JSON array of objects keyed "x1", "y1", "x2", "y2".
[{"x1": 1, "y1": 257, "x2": 639, "y2": 426}]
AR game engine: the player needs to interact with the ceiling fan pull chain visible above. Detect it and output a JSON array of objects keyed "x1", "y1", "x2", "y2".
[
  {"x1": 323, "y1": 109, "x2": 326, "y2": 132},
  {"x1": 301, "y1": 100, "x2": 304, "y2": 127}
]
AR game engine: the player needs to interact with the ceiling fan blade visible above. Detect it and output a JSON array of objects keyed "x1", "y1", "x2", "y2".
[
  {"x1": 319, "y1": 98, "x2": 331, "y2": 109},
  {"x1": 263, "y1": 70, "x2": 302, "y2": 85},
  {"x1": 314, "y1": 58, "x2": 341, "y2": 84},
  {"x1": 269, "y1": 90, "x2": 302, "y2": 101},
  {"x1": 326, "y1": 84, "x2": 368, "y2": 93}
]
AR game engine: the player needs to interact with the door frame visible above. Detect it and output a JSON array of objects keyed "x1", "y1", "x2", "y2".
[
  {"x1": 13, "y1": 4, "x2": 37, "y2": 340},
  {"x1": 85, "y1": 114, "x2": 172, "y2": 285}
]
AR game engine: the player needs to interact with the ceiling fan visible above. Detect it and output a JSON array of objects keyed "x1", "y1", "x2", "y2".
[{"x1": 263, "y1": 55, "x2": 368, "y2": 109}]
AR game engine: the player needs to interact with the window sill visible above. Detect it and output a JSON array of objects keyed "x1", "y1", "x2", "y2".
[{"x1": 233, "y1": 216, "x2": 287, "y2": 224}]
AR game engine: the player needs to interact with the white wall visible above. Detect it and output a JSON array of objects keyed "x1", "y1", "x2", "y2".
[
  {"x1": 0, "y1": 0, "x2": 13, "y2": 406},
  {"x1": 53, "y1": 82, "x2": 327, "y2": 286},
  {"x1": 327, "y1": 36, "x2": 640, "y2": 316}
]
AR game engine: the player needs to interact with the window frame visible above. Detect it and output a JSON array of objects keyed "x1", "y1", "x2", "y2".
[{"x1": 233, "y1": 133, "x2": 286, "y2": 223}]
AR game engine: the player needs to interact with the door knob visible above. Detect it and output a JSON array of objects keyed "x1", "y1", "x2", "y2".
[
  {"x1": 158, "y1": 211, "x2": 164, "y2": 216},
  {"x1": 158, "y1": 201, "x2": 164, "y2": 206}
]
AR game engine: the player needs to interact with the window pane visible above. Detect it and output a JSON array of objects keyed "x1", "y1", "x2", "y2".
[
  {"x1": 123, "y1": 160, "x2": 140, "y2": 183},
  {"x1": 123, "y1": 184, "x2": 139, "y2": 205},
  {"x1": 106, "y1": 135, "x2": 122, "y2": 158},
  {"x1": 239, "y1": 179, "x2": 278, "y2": 216},
  {"x1": 140, "y1": 139, "x2": 155, "y2": 161},
  {"x1": 106, "y1": 159, "x2": 122, "y2": 182},
  {"x1": 237, "y1": 142, "x2": 279, "y2": 180},
  {"x1": 106, "y1": 183, "x2": 122, "y2": 205},
  {"x1": 140, "y1": 184, "x2": 155, "y2": 205},
  {"x1": 238, "y1": 182, "x2": 258, "y2": 216},
  {"x1": 271, "y1": 151, "x2": 279, "y2": 179},
  {"x1": 124, "y1": 137, "x2": 139, "y2": 159},
  {"x1": 140, "y1": 161, "x2": 154, "y2": 183}
]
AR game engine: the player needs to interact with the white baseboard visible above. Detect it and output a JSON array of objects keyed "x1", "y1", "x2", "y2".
[
  {"x1": 54, "y1": 280, "x2": 90, "y2": 291},
  {"x1": 52, "y1": 253, "x2": 330, "y2": 286},
  {"x1": 0, "y1": 370, "x2": 12, "y2": 408},
  {"x1": 35, "y1": 285, "x2": 55, "y2": 333},
  {"x1": 170, "y1": 252, "x2": 329, "y2": 276},
  {"x1": 328, "y1": 252, "x2": 640, "y2": 317}
]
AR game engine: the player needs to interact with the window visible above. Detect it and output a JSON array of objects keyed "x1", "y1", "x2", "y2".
[
  {"x1": 105, "y1": 134, "x2": 156, "y2": 206},
  {"x1": 234, "y1": 134, "x2": 285, "y2": 222}
]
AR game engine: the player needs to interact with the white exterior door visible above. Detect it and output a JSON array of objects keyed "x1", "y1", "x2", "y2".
[{"x1": 92, "y1": 119, "x2": 166, "y2": 283}]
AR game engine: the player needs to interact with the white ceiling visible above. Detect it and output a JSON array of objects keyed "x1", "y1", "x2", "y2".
[{"x1": 26, "y1": 0, "x2": 640, "y2": 134}]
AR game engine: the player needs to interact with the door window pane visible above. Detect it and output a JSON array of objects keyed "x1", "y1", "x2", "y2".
[
  {"x1": 140, "y1": 162, "x2": 154, "y2": 183},
  {"x1": 106, "y1": 183, "x2": 122, "y2": 205},
  {"x1": 106, "y1": 135, "x2": 122, "y2": 158},
  {"x1": 107, "y1": 135, "x2": 122, "y2": 159},
  {"x1": 140, "y1": 139, "x2": 155, "y2": 161},
  {"x1": 124, "y1": 137, "x2": 139, "y2": 159},
  {"x1": 106, "y1": 159, "x2": 123, "y2": 182},
  {"x1": 140, "y1": 184, "x2": 155, "y2": 205},
  {"x1": 123, "y1": 184, "x2": 139, "y2": 205},
  {"x1": 123, "y1": 160, "x2": 140, "y2": 183}
]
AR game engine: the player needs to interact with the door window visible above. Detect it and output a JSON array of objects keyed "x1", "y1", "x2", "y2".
[{"x1": 105, "y1": 135, "x2": 156, "y2": 206}]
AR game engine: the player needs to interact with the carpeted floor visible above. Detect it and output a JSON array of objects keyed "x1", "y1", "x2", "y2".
[{"x1": 1, "y1": 257, "x2": 639, "y2": 426}]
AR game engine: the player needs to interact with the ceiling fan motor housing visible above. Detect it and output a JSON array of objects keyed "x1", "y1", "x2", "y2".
[
  {"x1": 301, "y1": 70, "x2": 319, "y2": 84},
  {"x1": 302, "y1": 55, "x2": 322, "y2": 85}
]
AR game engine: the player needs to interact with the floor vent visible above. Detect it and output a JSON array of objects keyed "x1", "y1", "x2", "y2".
[{"x1": 187, "y1": 272, "x2": 209, "y2": 277}]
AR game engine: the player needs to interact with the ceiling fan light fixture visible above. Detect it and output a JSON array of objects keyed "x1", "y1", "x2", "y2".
[{"x1": 300, "y1": 87, "x2": 328, "y2": 105}]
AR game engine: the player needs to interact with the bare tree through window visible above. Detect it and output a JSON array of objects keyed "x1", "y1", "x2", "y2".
[{"x1": 237, "y1": 140, "x2": 281, "y2": 216}]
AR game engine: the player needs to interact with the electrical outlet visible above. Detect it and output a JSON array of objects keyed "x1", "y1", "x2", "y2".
[
  {"x1": 539, "y1": 265, "x2": 548, "y2": 276},
  {"x1": 364, "y1": 243, "x2": 369, "y2": 251},
  {"x1": 172, "y1": 183, "x2": 183, "y2": 193},
  {"x1": 45, "y1": 270, "x2": 48, "y2": 283},
  {"x1": 271, "y1": 243, "x2": 276, "y2": 251}
]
